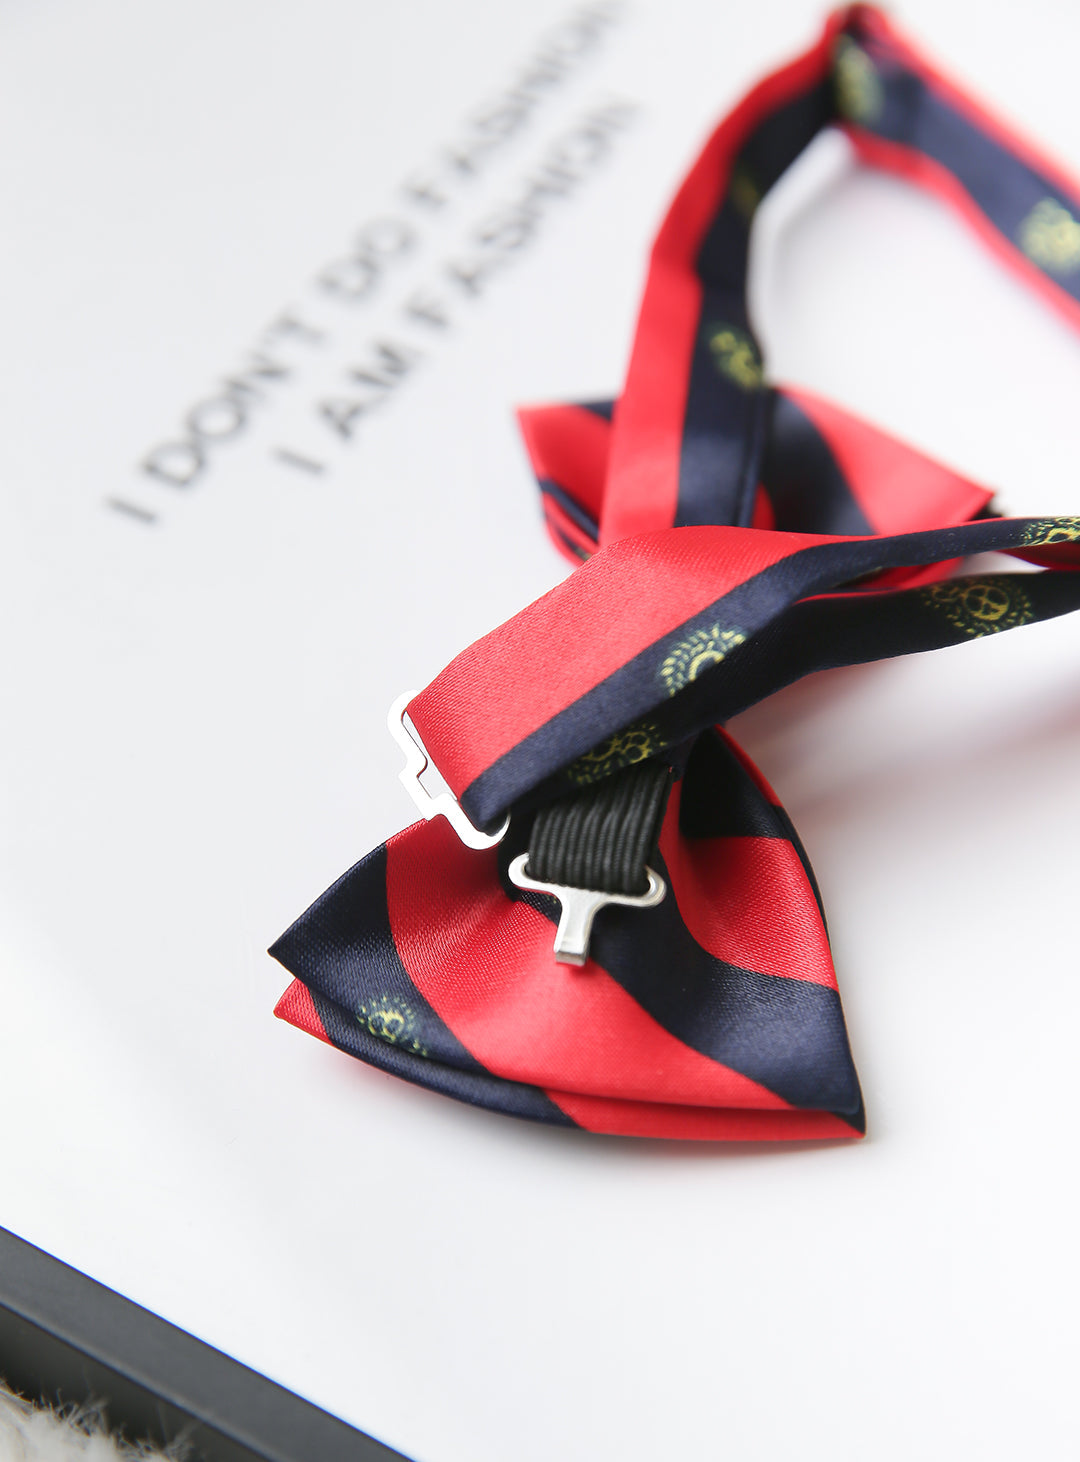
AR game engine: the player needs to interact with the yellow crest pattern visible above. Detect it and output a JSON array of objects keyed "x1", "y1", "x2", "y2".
[
  {"x1": 706, "y1": 324, "x2": 763, "y2": 390},
  {"x1": 833, "y1": 36, "x2": 884, "y2": 124},
  {"x1": 566, "y1": 721, "x2": 663, "y2": 786},
  {"x1": 660, "y1": 624, "x2": 748, "y2": 695},
  {"x1": 1017, "y1": 198, "x2": 1080, "y2": 275},
  {"x1": 1020, "y1": 515, "x2": 1080, "y2": 546},
  {"x1": 920, "y1": 576, "x2": 1034, "y2": 637},
  {"x1": 356, "y1": 995, "x2": 429, "y2": 1056},
  {"x1": 729, "y1": 162, "x2": 761, "y2": 221}
]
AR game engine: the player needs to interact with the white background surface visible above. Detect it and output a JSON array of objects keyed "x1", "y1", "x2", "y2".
[{"x1": 2, "y1": 2, "x2": 1079, "y2": 1458}]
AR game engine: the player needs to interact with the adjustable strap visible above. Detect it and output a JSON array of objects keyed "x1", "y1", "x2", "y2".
[
  {"x1": 507, "y1": 759, "x2": 674, "y2": 965},
  {"x1": 526, "y1": 759, "x2": 673, "y2": 897}
]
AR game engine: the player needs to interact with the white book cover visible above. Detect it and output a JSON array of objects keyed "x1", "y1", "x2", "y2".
[{"x1": 1, "y1": 2, "x2": 1078, "y2": 1458}]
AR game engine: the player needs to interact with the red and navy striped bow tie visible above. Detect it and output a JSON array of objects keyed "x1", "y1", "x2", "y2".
[{"x1": 271, "y1": 5, "x2": 1080, "y2": 1141}]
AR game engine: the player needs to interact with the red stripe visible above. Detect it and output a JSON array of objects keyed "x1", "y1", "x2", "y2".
[
  {"x1": 385, "y1": 818, "x2": 792, "y2": 1111},
  {"x1": 517, "y1": 404, "x2": 611, "y2": 525},
  {"x1": 784, "y1": 385, "x2": 991, "y2": 534},
  {"x1": 411, "y1": 525, "x2": 846, "y2": 796},
  {"x1": 721, "y1": 727, "x2": 784, "y2": 806},
  {"x1": 601, "y1": 11, "x2": 846, "y2": 546},
  {"x1": 751, "y1": 487, "x2": 776, "y2": 530},
  {"x1": 658, "y1": 782, "x2": 838, "y2": 990},
  {"x1": 275, "y1": 979, "x2": 332, "y2": 1045},
  {"x1": 1011, "y1": 542, "x2": 1080, "y2": 571},
  {"x1": 545, "y1": 1089, "x2": 861, "y2": 1140}
]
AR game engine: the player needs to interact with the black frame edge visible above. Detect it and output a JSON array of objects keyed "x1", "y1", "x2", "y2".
[{"x1": 0, "y1": 1226, "x2": 411, "y2": 1462}]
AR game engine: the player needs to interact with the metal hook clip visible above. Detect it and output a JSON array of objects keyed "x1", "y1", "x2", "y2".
[
  {"x1": 387, "y1": 691, "x2": 509, "y2": 851},
  {"x1": 508, "y1": 853, "x2": 666, "y2": 966}
]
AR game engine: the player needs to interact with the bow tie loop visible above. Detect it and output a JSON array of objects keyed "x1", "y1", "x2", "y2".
[{"x1": 407, "y1": 516, "x2": 1080, "y2": 834}]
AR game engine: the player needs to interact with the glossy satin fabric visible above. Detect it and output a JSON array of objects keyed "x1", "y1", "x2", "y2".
[{"x1": 271, "y1": 5, "x2": 1080, "y2": 1140}]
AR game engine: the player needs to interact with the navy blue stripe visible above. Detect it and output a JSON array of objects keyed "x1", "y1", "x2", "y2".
[
  {"x1": 696, "y1": 79, "x2": 836, "y2": 291},
  {"x1": 675, "y1": 80, "x2": 835, "y2": 529},
  {"x1": 668, "y1": 18, "x2": 1080, "y2": 540},
  {"x1": 761, "y1": 389, "x2": 874, "y2": 536},
  {"x1": 592, "y1": 897, "x2": 863, "y2": 1121},
  {"x1": 309, "y1": 988, "x2": 577, "y2": 1128},
  {"x1": 772, "y1": 802, "x2": 828, "y2": 931},
  {"x1": 270, "y1": 842, "x2": 488, "y2": 1077},
  {"x1": 549, "y1": 520, "x2": 591, "y2": 562},
  {"x1": 675, "y1": 291, "x2": 767, "y2": 529},
  {"x1": 496, "y1": 825, "x2": 862, "y2": 1120},
  {"x1": 461, "y1": 515, "x2": 1051, "y2": 826},
  {"x1": 491, "y1": 561, "x2": 1080, "y2": 836},
  {"x1": 580, "y1": 399, "x2": 615, "y2": 422},
  {"x1": 654, "y1": 560, "x2": 1080, "y2": 736},
  {"x1": 539, "y1": 478, "x2": 600, "y2": 540},
  {"x1": 860, "y1": 29, "x2": 1080, "y2": 306},
  {"x1": 681, "y1": 731, "x2": 829, "y2": 926},
  {"x1": 678, "y1": 728, "x2": 789, "y2": 840},
  {"x1": 270, "y1": 844, "x2": 578, "y2": 1126}
]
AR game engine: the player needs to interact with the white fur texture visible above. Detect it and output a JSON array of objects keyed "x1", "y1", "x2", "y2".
[{"x1": 0, "y1": 1385, "x2": 182, "y2": 1461}]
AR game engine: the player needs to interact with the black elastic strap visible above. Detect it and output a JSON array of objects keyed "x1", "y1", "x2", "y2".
[{"x1": 526, "y1": 760, "x2": 674, "y2": 896}]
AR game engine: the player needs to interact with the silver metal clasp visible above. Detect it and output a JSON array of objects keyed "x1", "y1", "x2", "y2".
[
  {"x1": 508, "y1": 853, "x2": 666, "y2": 967},
  {"x1": 388, "y1": 690, "x2": 509, "y2": 851}
]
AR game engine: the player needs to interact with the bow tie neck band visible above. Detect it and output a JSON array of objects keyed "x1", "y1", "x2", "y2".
[{"x1": 270, "y1": 5, "x2": 1080, "y2": 1141}]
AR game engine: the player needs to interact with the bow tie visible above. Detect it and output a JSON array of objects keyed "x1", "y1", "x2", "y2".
[{"x1": 270, "y1": 4, "x2": 1080, "y2": 1140}]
